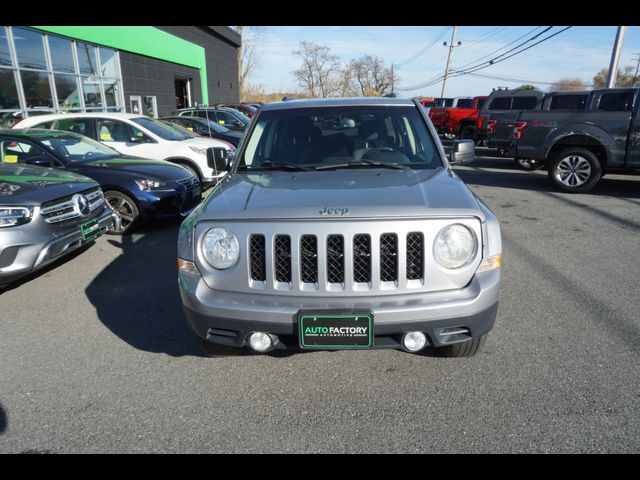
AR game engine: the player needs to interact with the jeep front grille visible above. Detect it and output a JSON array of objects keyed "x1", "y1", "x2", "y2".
[
  {"x1": 40, "y1": 187, "x2": 105, "y2": 224},
  {"x1": 248, "y1": 231, "x2": 425, "y2": 290}
]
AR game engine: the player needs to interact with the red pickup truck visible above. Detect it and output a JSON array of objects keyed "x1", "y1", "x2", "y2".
[{"x1": 428, "y1": 96, "x2": 487, "y2": 142}]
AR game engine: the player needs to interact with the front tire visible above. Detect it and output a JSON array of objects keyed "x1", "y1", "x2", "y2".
[
  {"x1": 548, "y1": 147, "x2": 602, "y2": 193},
  {"x1": 104, "y1": 191, "x2": 139, "y2": 235}
]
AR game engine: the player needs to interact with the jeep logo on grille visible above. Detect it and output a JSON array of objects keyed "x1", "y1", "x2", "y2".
[{"x1": 319, "y1": 207, "x2": 349, "y2": 216}]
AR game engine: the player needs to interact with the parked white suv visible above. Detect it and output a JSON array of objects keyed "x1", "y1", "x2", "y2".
[{"x1": 13, "y1": 112, "x2": 233, "y2": 185}]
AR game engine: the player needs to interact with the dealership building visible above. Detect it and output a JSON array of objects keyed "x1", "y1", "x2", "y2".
[{"x1": 0, "y1": 26, "x2": 241, "y2": 123}]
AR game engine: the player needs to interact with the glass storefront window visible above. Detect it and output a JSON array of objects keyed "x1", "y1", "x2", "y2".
[
  {"x1": 0, "y1": 69, "x2": 20, "y2": 109},
  {"x1": 20, "y1": 70, "x2": 53, "y2": 108},
  {"x1": 13, "y1": 27, "x2": 47, "y2": 70},
  {"x1": 0, "y1": 27, "x2": 12, "y2": 66},
  {"x1": 77, "y1": 43, "x2": 98, "y2": 75},
  {"x1": 81, "y1": 76, "x2": 102, "y2": 108},
  {"x1": 99, "y1": 48, "x2": 117, "y2": 77},
  {"x1": 103, "y1": 78, "x2": 119, "y2": 107},
  {"x1": 54, "y1": 74, "x2": 81, "y2": 110},
  {"x1": 48, "y1": 36, "x2": 75, "y2": 73}
]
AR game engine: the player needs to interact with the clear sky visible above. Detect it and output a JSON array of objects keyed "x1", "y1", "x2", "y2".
[{"x1": 249, "y1": 26, "x2": 640, "y2": 98}]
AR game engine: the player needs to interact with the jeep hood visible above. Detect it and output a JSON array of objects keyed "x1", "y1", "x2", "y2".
[{"x1": 198, "y1": 168, "x2": 484, "y2": 221}]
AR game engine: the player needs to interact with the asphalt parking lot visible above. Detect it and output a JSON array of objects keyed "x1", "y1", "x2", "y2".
[{"x1": 1, "y1": 149, "x2": 639, "y2": 453}]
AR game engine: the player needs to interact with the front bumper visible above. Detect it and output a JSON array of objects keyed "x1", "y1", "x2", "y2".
[
  {"x1": 0, "y1": 207, "x2": 113, "y2": 285},
  {"x1": 138, "y1": 187, "x2": 202, "y2": 220},
  {"x1": 179, "y1": 268, "x2": 501, "y2": 350}
]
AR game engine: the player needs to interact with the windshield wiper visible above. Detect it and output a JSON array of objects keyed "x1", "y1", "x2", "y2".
[
  {"x1": 315, "y1": 159, "x2": 409, "y2": 171},
  {"x1": 256, "y1": 161, "x2": 313, "y2": 171}
]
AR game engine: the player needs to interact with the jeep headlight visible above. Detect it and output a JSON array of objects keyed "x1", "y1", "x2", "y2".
[
  {"x1": 202, "y1": 227, "x2": 239, "y2": 269},
  {"x1": 434, "y1": 224, "x2": 476, "y2": 269},
  {"x1": 0, "y1": 206, "x2": 32, "y2": 228}
]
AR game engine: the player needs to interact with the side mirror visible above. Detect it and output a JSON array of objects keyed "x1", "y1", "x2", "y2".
[
  {"x1": 449, "y1": 139, "x2": 475, "y2": 165},
  {"x1": 233, "y1": 120, "x2": 244, "y2": 127},
  {"x1": 207, "y1": 147, "x2": 230, "y2": 171},
  {"x1": 129, "y1": 136, "x2": 145, "y2": 144}
]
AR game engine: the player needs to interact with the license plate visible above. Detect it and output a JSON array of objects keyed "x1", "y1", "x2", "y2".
[
  {"x1": 299, "y1": 312, "x2": 373, "y2": 349},
  {"x1": 81, "y1": 219, "x2": 101, "y2": 241}
]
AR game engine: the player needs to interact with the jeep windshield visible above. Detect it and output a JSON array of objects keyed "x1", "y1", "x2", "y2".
[{"x1": 236, "y1": 106, "x2": 442, "y2": 171}]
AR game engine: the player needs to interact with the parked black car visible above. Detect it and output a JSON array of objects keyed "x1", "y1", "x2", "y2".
[
  {"x1": 510, "y1": 87, "x2": 640, "y2": 192},
  {"x1": 160, "y1": 116, "x2": 243, "y2": 147},
  {"x1": 0, "y1": 129, "x2": 202, "y2": 234},
  {"x1": 173, "y1": 107, "x2": 250, "y2": 132}
]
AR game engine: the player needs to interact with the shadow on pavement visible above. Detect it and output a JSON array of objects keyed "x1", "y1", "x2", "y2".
[
  {"x1": 0, "y1": 402, "x2": 6, "y2": 434},
  {"x1": 455, "y1": 156, "x2": 640, "y2": 199},
  {"x1": 85, "y1": 220, "x2": 204, "y2": 357}
]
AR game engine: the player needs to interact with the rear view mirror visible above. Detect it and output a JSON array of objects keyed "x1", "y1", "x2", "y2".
[
  {"x1": 207, "y1": 147, "x2": 230, "y2": 171},
  {"x1": 26, "y1": 157, "x2": 53, "y2": 167},
  {"x1": 449, "y1": 140, "x2": 475, "y2": 165},
  {"x1": 129, "y1": 136, "x2": 145, "y2": 144}
]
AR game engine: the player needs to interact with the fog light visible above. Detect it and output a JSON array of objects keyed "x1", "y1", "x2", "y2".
[
  {"x1": 249, "y1": 332, "x2": 274, "y2": 353},
  {"x1": 402, "y1": 331, "x2": 427, "y2": 352}
]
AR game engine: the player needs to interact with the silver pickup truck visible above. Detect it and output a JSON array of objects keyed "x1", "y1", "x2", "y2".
[{"x1": 178, "y1": 98, "x2": 502, "y2": 357}]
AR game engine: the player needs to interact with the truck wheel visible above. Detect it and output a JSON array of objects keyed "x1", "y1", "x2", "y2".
[
  {"x1": 549, "y1": 147, "x2": 602, "y2": 193},
  {"x1": 515, "y1": 157, "x2": 542, "y2": 171},
  {"x1": 459, "y1": 126, "x2": 477, "y2": 142},
  {"x1": 104, "y1": 191, "x2": 139, "y2": 235},
  {"x1": 439, "y1": 335, "x2": 487, "y2": 357}
]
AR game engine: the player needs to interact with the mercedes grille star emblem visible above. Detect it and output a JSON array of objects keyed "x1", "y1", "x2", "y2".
[{"x1": 73, "y1": 194, "x2": 92, "y2": 217}]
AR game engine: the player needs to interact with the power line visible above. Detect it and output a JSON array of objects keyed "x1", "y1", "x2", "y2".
[
  {"x1": 396, "y1": 26, "x2": 451, "y2": 67},
  {"x1": 398, "y1": 26, "x2": 573, "y2": 92}
]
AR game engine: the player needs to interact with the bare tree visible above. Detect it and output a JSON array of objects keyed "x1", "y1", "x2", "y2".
[
  {"x1": 593, "y1": 65, "x2": 636, "y2": 88},
  {"x1": 292, "y1": 41, "x2": 341, "y2": 98},
  {"x1": 349, "y1": 55, "x2": 398, "y2": 96},
  {"x1": 236, "y1": 26, "x2": 266, "y2": 101},
  {"x1": 548, "y1": 78, "x2": 589, "y2": 91}
]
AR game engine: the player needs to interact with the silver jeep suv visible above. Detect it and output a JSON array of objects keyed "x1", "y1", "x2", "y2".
[{"x1": 178, "y1": 98, "x2": 501, "y2": 356}]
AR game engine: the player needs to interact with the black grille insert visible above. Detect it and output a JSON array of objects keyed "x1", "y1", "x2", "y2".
[
  {"x1": 300, "y1": 235, "x2": 318, "y2": 284},
  {"x1": 274, "y1": 235, "x2": 292, "y2": 283},
  {"x1": 406, "y1": 232, "x2": 424, "y2": 280},
  {"x1": 249, "y1": 234, "x2": 266, "y2": 281},
  {"x1": 353, "y1": 234, "x2": 371, "y2": 283},
  {"x1": 380, "y1": 233, "x2": 398, "y2": 282},
  {"x1": 326, "y1": 235, "x2": 345, "y2": 284}
]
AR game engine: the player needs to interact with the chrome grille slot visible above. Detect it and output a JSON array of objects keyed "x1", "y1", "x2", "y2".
[
  {"x1": 406, "y1": 232, "x2": 424, "y2": 281},
  {"x1": 380, "y1": 233, "x2": 398, "y2": 283},
  {"x1": 326, "y1": 235, "x2": 345, "y2": 284},
  {"x1": 353, "y1": 234, "x2": 371, "y2": 283},
  {"x1": 300, "y1": 235, "x2": 318, "y2": 284},
  {"x1": 249, "y1": 234, "x2": 266, "y2": 281},
  {"x1": 274, "y1": 235, "x2": 292, "y2": 283}
]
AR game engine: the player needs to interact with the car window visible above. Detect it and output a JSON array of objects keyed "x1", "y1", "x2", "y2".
[
  {"x1": 0, "y1": 139, "x2": 55, "y2": 166},
  {"x1": 216, "y1": 111, "x2": 238, "y2": 126},
  {"x1": 30, "y1": 120, "x2": 55, "y2": 129},
  {"x1": 511, "y1": 96, "x2": 538, "y2": 110},
  {"x1": 239, "y1": 106, "x2": 441, "y2": 170},
  {"x1": 456, "y1": 99, "x2": 473, "y2": 108},
  {"x1": 549, "y1": 94, "x2": 588, "y2": 110},
  {"x1": 38, "y1": 133, "x2": 119, "y2": 163},
  {"x1": 131, "y1": 117, "x2": 188, "y2": 141},
  {"x1": 96, "y1": 118, "x2": 142, "y2": 142},
  {"x1": 597, "y1": 92, "x2": 634, "y2": 112},
  {"x1": 54, "y1": 118, "x2": 92, "y2": 136},
  {"x1": 488, "y1": 97, "x2": 511, "y2": 110}
]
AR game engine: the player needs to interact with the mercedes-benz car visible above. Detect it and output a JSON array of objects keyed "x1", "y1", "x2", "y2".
[
  {"x1": 0, "y1": 161, "x2": 113, "y2": 288},
  {"x1": 177, "y1": 98, "x2": 502, "y2": 357}
]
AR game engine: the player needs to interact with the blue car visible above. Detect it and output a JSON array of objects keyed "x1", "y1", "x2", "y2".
[{"x1": 0, "y1": 129, "x2": 202, "y2": 234}]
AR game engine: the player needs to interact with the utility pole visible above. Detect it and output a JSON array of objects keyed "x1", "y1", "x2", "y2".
[
  {"x1": 391, "y1": 63, "x2": 395, "y2": 94},
  {"x1": 632, "y1": 53, "x2": 640, "y2": 87},
  {"x1": 606, "y1": 26, "x2": 627, "y2": 88},
  {"x1": 440, "y1": 26, "x2": 461, "y2": 98}
]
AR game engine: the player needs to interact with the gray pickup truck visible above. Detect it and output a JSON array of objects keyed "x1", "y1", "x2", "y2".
[
  {"x1": 177, "y1": 98, "x2": 502, "y2": 357},
  {"x1": 512, "y1": 87, "x2": 639, "y2": 192}
]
